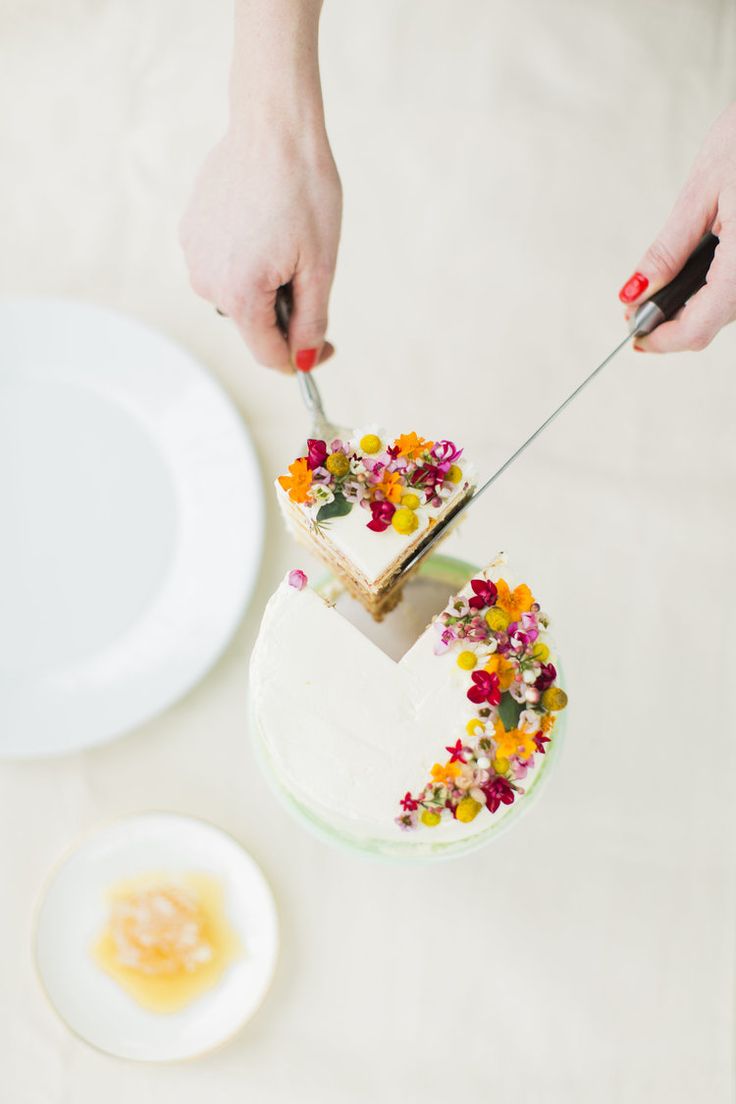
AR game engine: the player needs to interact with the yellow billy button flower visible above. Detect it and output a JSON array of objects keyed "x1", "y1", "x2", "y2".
[
  {"x1": 485, "y1": 607, "x2": 510, "y2": 632},
  {"x1": 492, "y1": 756, "x2": 510, "y2": 773},
  {"x1": 326, "y1": 452, "x2": 349, "y2": 477},
  {"x1": 542, "y1": 687, "x2": 568, "y2": 712},
  {"x1": 400, "y1": 492, "x2": 421, "y2": 510},
  {"x1": 447, "y1": 464, "x2": 463, "y2": 484},
  {"x1": 531, "y1": 641, "x2": 550, "y2": 663},
  {"x1": 455, "y1": 796, "x2": 481, "y2": 823},
  {"x1": 391, "y1": 507, "x2": 418, "y2": 535},
  {"x1": 466, "y1": 717, "x2": 485, "y2": 738},
  {"x1": 360, "y1": 433, "x2": 382, "y2": 454},
  {"x1": 456, "y1": 650, "x2": 477, "y2": 671},
  {"x1": 421, "y1": 809, "x2": 442, "y2": 827}
]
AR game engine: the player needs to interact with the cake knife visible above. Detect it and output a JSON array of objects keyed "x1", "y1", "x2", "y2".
[{"x1": 397, "y1": 231, "x2": 719, "y2": 576}]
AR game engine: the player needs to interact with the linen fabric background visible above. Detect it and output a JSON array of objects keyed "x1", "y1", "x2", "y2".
[{"x1": 1, "y1": 1, "x2": 735, "y2": 1101}]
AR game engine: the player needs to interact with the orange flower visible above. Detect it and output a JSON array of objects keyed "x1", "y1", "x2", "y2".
[
  {"x1": 493, "y1": 720, "x2": 536, "y2": 762},
  {"x1": 540, "y1": 713, "x2": 556, "y2": 734},
  {"x1": 393, "y1": 432, "x2": 434, "y2": 459},
  {"x1": 495, "y1": 578, "x2": 534, "y2": 621},
  {"x1": 484, "y1": 653, "x2": 516, "y2": 692},
  {"x1": 278, "y1": 457, "x2": 313, "y2": 504},
  {"x1": 374, "y1": 469, "x2": 403, "y2": 504},
  {"x1": 430, "y1": 761, "x2": 461, "y2": 785}
]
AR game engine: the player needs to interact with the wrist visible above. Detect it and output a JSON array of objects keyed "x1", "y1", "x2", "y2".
[{"x1": 229, "y1": 0, "x2": 326, "y2": 138}]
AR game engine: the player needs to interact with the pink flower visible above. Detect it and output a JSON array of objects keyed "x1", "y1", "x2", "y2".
[
  {"x1": 467, "y1": 670, "x2": 501, "y2": 706},
  {"x1": 535, "y1": 662, "x2": 557, "y2": 691},
  {"x1": 468, "y1": 578, "x2": 498, "y2": 610},
  {"x1": 395, "y1": 811, "x2": 418, "y2": 831},
  {"x1": 306, "y1": 439, "x2": 328, "y2": 470},
  {"x1": 445, "y1": 739, "x2": 467, "y2": 763},
  {"x1": 481, "y1": 775, "x2": 516, "y2": 814},
  {"x1": 367, "y1": 499, "x2": 396, "y2": 532},
  {"x1": 431, "y1": 440, "x2": 463, "y2": 468},
  {"x1": 400, "y1": 792, "x2": 419, "y2": 811},
  {"x1": 433, "y1": 625, "x2": 457, "y2": 655},
  {"x1": 288, "y1": 569, "x2": 308, "y2": 591}
]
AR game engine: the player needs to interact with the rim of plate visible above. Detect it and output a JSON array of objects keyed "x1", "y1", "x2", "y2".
[{"x1": 0, "y1": 298, "x2": 264, "y2": 758}]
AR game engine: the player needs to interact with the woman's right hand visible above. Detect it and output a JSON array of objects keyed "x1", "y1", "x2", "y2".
[
  {"x1": 179, "y1": 0, "x2": 341, "y2": 374},
  {"x1": 180, "y1": 123, "x2": 341, "y2": 373}
]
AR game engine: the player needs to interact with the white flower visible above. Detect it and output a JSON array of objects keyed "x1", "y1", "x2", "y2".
[
  {"x1": 517, "y1": 709, "x2": 541, "y2": 735},
  {"x1": 311, "y1": 484, "x2": 335, "y2": 507}
]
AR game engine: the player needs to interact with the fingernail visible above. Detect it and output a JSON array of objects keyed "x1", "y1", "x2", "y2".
[
  {"x1": 633, "y1": 343, "x2": 645, "y2": 353},
  {"x1": 618, "y1": 272, "x2": 649, "y2": 304},
  {"x1": 295, "y1": 348, "x2": 318, "y2": 372}
]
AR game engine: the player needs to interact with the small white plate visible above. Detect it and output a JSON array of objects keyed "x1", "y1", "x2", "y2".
[
  {"x1": 34, "y1": 812, "x2": 279, "y2": 1062},
  {"x1": 0, "y1": 299, "x2": 264, "y2": 758}
]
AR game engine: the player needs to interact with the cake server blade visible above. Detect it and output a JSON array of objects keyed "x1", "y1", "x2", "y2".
[{"x1": 398, "y1": 232, "x2": 719, "y2": 578}]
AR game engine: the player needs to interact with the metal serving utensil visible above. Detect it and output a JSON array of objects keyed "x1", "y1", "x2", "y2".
[
  {"x1": 275, "y1": 285, "x2": 347, "y2": 442},
  {"x1": 396, "y1": 232, "x2": 719, "y2": 576}
]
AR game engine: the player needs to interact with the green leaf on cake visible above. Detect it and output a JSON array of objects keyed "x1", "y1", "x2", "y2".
[
  {"x1": 316, "y1": 492, "x2": 352, "y2": 522},
  {"x1": 498, "y1": 692, "x2": 523, "y2": 731}
]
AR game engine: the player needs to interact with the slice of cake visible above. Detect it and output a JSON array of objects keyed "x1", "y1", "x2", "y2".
[
  {"x1": 250, "y1": 559, "x2": 568, "y2": 859},
  {"x1": 276, "y1": 430, "x2": 475, "y2": 619}
]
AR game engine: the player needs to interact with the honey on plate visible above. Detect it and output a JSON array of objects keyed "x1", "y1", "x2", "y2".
[{"x1": 93, "y1": 872, "x2": 241, "y2": 1013}]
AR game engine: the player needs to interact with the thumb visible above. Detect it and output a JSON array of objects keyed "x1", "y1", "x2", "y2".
[
  {"x1": 618, "y1": 183, "x2": 715, "y2": 306},
  {"x1": 288, "y1": 265, "x2": 333, "y2": 371}
]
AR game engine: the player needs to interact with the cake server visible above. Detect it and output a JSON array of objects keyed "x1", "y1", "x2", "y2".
[
  {"x1": 397, "y1": 232, "x2": 720, "y2": 576},
  {"x1": 275, "y1": 284, "x2": 348, "y2": 442}
]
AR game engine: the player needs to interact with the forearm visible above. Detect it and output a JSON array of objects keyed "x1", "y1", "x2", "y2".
[{"x1": 230, "y1": 0, "x2": 326, "y2": 137}]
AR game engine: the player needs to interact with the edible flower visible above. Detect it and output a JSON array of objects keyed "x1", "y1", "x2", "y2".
[
  {"x1": 306, "y1": 438, "x2": 328, "y2": 470},
  {"x1": 445, "y1": 739, "x2": 468, "y2": 763},
  {"x1": 278, "y1": 457, "x2": 313, "y2": 504},
  {"x1": 535, "y1": 662, "x2": 558, "y2": 691},
  {"x1": 467, "y1": 669, "x2": 501, "y2": 706},
  {"x1": 367, "y1": 499, "x2": 396, "y2": 532},
  {"x1": 400, "y1": 792, "x2": 419, "y2": 812},
  {"x1": 374, "y1": 469, "x2": 403, "y2": 504},
  {"x1": 430, "y1": 761, "x2": 461, "y2": 785},
  {"x1": 481, "y1": 775, "x2": 516, "y2": 814},
  {"x1": 483, "y1": 653, "x2": 516, "y2": 692},
  {"x1": 468, "y1": 578, "x2": 498, "y2": 610},
  {"x1": 287, "y1": 569, "x2": 307, "y2": 591},
  {"x1": 495, "y1": 578, "x2": 535, "y2": 621},
  {"x1": 393, "y1": 432, "x2": 433, "y2": 459}
]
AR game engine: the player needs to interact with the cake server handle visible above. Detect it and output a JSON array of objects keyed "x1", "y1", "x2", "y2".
[{"x1": 631, "y1": 231, "x2": 719, "y2": 335}]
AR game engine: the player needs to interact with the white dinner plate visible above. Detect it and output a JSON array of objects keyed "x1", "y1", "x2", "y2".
[
  {"x1": 0, "y1": 299, "x2": 263, "y2": 758},
  {"x1": 34, "y1": 812, "x2": 279, "y2": 1062}
]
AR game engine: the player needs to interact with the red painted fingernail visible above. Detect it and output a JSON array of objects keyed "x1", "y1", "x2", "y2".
[
  {"x1": 295, "y1": 348, "x2": 318, "y2": 372},
  {"x1": 633, "y1": 343, "x2": 645, "y2": 352},
  {"x1": 618, "y1": 272, "x2": 649, "y2": 304}
]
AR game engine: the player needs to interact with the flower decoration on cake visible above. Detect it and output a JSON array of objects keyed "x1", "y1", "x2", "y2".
[
  {"x1": 278, "y1": 432, "x2": 466, "y2": 534},
  {"x1": 396, "y1": 574, "x2": 568, "y2": 832}
]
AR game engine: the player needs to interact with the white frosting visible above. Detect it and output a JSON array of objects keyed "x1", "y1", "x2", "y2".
[
  {"x1": 250, "y1": 562, "x2": 559, "y2": 853},
  {"x1": 275, "y1": 431, "x2": 476, "y2": 587}
]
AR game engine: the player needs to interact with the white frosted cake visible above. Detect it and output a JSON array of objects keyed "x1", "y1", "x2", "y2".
[
  {"x1": 276, "y1": 430, "x2": 475, "y2": 618},
  {"x1": 250, "y1": 558, "x2": 568, "y2": 858}
]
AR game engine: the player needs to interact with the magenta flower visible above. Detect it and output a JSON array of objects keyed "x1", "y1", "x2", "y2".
[
  {"x1": 306, "y1": 438, "x2": 328, "y2": 470},
  {"x1": 433, "y1": 626, "x2": 457, "y2": 655},
  {"x1": 534, "y1": 732, "x2": 551, "y2": 755},
  {"x1": 431, "y1": 440, "x2": 463, "y2": 468},
  {"x1": 468, "y1": 578, "x2": 498, "y2": 610},
  {"x1": 481, "y1": 776, "x2": 516, "y2": 814},
  {"x1": 445, "y1": 739, "x2": 467, "y2": 763},
  {"x1": 467, "y1": 669, "x2": 501, "y2": 706},
  {"x1": 400, "y1": 791, "x2": 419, "y2": 812},
  {"x1": 535, "y1": 662, "x2": 557, "y2": 691},
  {"x1": 367, "y1": 499, "x2": 396, "y2": 532},
  {"x1": 287, "y1": 569, "x2": 308, "y2": 590}
]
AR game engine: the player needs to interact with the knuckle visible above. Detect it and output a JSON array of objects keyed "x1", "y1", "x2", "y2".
[{"x1": 645, "y1": 237, "x2": 679, "y2": 276}]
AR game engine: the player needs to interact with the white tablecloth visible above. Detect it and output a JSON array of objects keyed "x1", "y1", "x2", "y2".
[{"x1": 2, "y1": 2, "x2": 735, "y2": 1100}]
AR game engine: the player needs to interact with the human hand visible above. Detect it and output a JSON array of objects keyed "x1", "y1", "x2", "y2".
[
  {"x1": 618, "y1": 103, "x2": 736, "y2": 353},
  {"x1": 180, "y1": 123, "x2": 341, "y2": 373}
]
